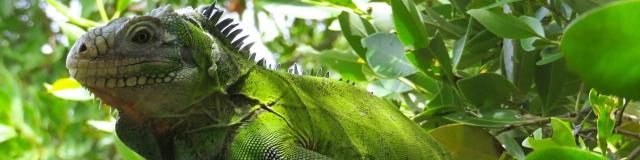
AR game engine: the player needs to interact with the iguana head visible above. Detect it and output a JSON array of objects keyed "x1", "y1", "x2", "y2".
[{"x1": 66, "y1": 4, "x2": 252, "y2": 118}]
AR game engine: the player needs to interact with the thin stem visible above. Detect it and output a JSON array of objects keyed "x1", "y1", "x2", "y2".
[
  {"x1": 615, "y1": 127, "x2": 640, "y2": 139},
  {"x1": 615, "y1": 99, "x2": 629, "y2": 128},
  {"x1": 95, "y1": 0, "x2": 110, "y2": 23},
  {"x1": 46, "y1": 0, "x2": 99, "y2": 27},
  {"x1": 574, "y1": 83, "x2": 584, "y2": 113}
]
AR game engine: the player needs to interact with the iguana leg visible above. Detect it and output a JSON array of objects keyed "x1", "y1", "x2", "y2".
[{"x1": 228, "y1": 103, "x2": 331, "y2": 160}]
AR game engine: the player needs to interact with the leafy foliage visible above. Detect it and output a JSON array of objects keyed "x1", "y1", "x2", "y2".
[{"x1": 3, "y1": 0, "x2": 640, "y2": 159}]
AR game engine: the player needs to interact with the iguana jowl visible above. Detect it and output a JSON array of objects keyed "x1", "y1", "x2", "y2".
[{"x1": 66, "y1": 2, "x2": 447, "y2": 159}]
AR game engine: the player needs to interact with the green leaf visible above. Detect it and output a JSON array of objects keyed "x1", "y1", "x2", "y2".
[
  {"x1": 367, "y1": 79, "x2": 412, "y2": 97},
  {"x1": 526, "y1": 118, "x2": 576, "y2": 150},
  {"x1": 410, "y1": 33, "x2": 453, "y2": 80},
  {"x1": 111, "y1": 0, "x2": 132, "y2": 19},
  {"x1": 338, "y1": 11, "x2": 376, "y2": 58},
  {"x1": 457, "y1": 73, "x2": 518, "y2": 108},
  {"x1": 524, "y1": 147, "x2": 607, "y2": 160},
  {"x1": 496, "y1": 133, "x2": 525, "y2": 160},
  {"x1": 512, "y1": 40, "x2": 537, "y2": 94},
  {"x1": 561, "y1": 0, "x2": 617, "y2": 13},
  {"x1": 405, "y1": 73, "x2": 440, "y2": 96},
  {"x1": 548, "y1": 118, "x2": 576, "y2": 147},
  {"x1": 588, "y1": 89, "x2": 621, "y2": 154},
  {"x1": 114, "y1": 136, "x2": 144, "y2": 160},
  {"x1": 427, "y1": 84, "x2": 462, "y2": 109},
  {"x1": 467, "y1": 9, "x2": 541, "y2": 39},
  {"x1": 45, "y1": 0, "x2": 99, "y2": 27},
  {"x1": 362, "y1": 33, "x2": 416, "y2": 78},
  {"x1": 561, "y1": 0, "x2": 640, "y2": 100},
  {"x1": 534, "y1": 59, "x2": 576, "y2": 114},
  {"x1": 428, "y1": 124, "x2": 502, "y2": 160},
  {"x1": 536, "y1": 47, "x2": 563, "y2": 66},
  {"x1": 390, "y1": 0, "x2": 430, "y2": 48},
  {"x1": 316, "y1": 50, "x2": 367, "y2": 81},
  {"x1": 518, "y1": 16, "x2": 545, "y2": 38}
]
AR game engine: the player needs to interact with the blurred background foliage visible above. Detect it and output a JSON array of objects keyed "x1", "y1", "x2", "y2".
[{"x1": 2, "y1": 0, "x2": 640, "y2": 159}]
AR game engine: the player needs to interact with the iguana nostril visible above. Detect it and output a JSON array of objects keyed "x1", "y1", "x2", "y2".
[{"x1": 79, "y1": 43, "x2": 87, "y2": 53}]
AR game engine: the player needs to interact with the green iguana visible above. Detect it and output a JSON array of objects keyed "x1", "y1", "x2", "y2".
[{"x1": 66, "y1": 2, "x2": 448, "y2": 159}]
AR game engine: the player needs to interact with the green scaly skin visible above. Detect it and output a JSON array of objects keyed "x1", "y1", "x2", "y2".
[{"x1": 66, "y1": 3, "x2": 449, "y2": 160}]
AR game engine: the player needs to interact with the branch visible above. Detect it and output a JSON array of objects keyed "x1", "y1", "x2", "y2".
[{"x1": 615, "y1": 127, "x2": 640, "y2": 139}]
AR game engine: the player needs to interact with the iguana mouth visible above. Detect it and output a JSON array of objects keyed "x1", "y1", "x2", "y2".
[{"x1": 68, "y1": 58, "x2": 180, "y2": 88}]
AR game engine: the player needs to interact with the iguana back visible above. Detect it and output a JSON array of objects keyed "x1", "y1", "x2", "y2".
[
  {"x1": 65, "y1": 2, "x2": 448, "y2": 159},
  {"x1": 228, "y1": 68, "x2": 448, "y2": 159}
]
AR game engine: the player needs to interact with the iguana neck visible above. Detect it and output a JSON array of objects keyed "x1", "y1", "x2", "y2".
[
  {"x1": 211, "y1": 38, "x2": 256, "y2": 91},
  {"x1": 125, "y1": 93, "x2": 259, "y2": 159}
]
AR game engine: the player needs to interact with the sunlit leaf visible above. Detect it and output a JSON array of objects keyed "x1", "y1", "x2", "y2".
[
  {"x1": 525, "y1": 147, "x2": 606, "y2": 160},
  {"x1": 87, "y1": 120, "x2": 115, "y2": 133},
  {"x1": 467, "y1": 9, "x2": 541, "y2": 39},
  {"x1": 115, "y1": 136, "x2": 144, "y2": 160},
  {"x1": 46, "y1": 78, "x2": 93, "y2": 101},
  {"x1": 390, "y1": 0, "x2": 430, "y2": 48},
  {"x1": 362, "y1": 33, "x2": 416, "y2": 78},
  {"x1": 367, "y1": 79, "x2": 412, "y2": 97},
  {"x1": 526, "y1": 118, "x2": 576, "y2": 150},
  {"x1": 316, "y1": 50, "x2": 367, "y2": 81},
  {"x1": 588, "y1": 89, "x2": 621, "y2": 153},
  {"x1": 428, "y1": 124, "x2": 502, "y2": 160},
  {"x1": 0, "y1": 124, "x2": 17, "y2": 143},
  {"x1": 338, "y1": 11, "x2": 376, "y2": 58}
]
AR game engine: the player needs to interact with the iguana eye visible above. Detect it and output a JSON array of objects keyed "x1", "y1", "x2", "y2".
[{"x1": 131, "y1": 27, "x2": 153, "y2": 44}]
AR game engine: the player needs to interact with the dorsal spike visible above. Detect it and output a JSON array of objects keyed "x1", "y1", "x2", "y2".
[
  {"x1": 231, "y1": 35, "x2": 249, "y2": 48},
  {"x1": 309, "y1": 68, "x2": 314, "y2": 76},
  {"x1": 228, "y1": 30, "x2": 242, "y2": 41},
  {"x1": 209, "y1": 10, "x2": 224, "y2": 24},
  {"x1": 275, "y1": 64, "x2": 281, "y2": 70},
  {"x1": 293, "y1": 64, "x2": 299, "y2": 75},
  {"x1": 346, "y1": 80, "x2": 350, "y2": 83},
  {"x1": 339, "y1": 78, "x2": 342, "y2": 81},
  {"x1": 202, "y1": 1, "x2": 218, "y2": 17},
  {"x1": 240, "y1": 42, "x2": 254, "y2": 52},
  {"x1": 316, "y1": 67, "x2": 323, "y2": 77},
  {"x1": 268, "y1": 64, "x2": 272, "y2": 69},
  {"x1": 233, "y1": 42, "x2": 244, "y2": 50},
  {"x1": 324, "y1": 72, "x2": 330, "y2": 78},
  {"x1": 216, "y1": 18, "x2": 233, "y2": 30},
  {"x1": 256, "y1": 58, "x2": 265, "y2": 67},
  {"x1": 248, "y1": 53, "x2": 256, "y2": 61},
  {"x1": 221, "y1": 24, "x2": 238, "y2": 35},
  {"x1": 352, "y1": 82, "x2": 356, "y2": 85},
  {"x1": 288, "y1": 68, "x2": 293, "y2": 73}
]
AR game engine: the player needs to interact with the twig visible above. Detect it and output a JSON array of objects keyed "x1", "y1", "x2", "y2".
[
  {"x1": 615, "y1": 127, "x2": 640, "y2": 139},
  {"x1": 615, "y1": 99, "x2": 629, "y2": 128},
  {"x1": 495, "y1": 118, "x2": 551, "y2": 135}
]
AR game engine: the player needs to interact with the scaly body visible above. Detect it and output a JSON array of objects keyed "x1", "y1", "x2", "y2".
[{"x1": 66, "y1": 2, "x2": 448, "y2": 159}]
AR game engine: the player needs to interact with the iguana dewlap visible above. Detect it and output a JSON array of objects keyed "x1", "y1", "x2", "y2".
[{"x1": 65, "y1": 2, "x2": 448, "y2": 160}]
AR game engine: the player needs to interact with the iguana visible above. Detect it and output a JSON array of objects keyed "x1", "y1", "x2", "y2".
[{"x1": 65, "y1": 2, "x2": 448, "y2": 159}]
